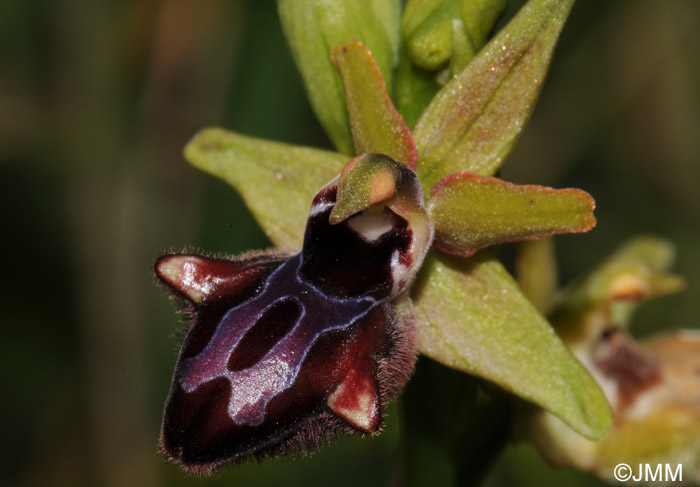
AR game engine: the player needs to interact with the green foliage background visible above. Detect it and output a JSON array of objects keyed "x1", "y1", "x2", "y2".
[{"x1": 1, "y1": 1, "x2": 698, "y2": 485}]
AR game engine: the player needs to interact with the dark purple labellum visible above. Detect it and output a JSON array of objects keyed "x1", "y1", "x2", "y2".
[{"x1": 155, "y1": 154, "x2": 431, "y2": 474}]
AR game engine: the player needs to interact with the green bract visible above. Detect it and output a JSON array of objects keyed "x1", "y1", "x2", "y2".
[
  {"x1": 401, "y1": 0, "x2": 506, "y2": 71},
  {"x1": 185, "y1": 0, "x2": 613, "y2": 441}
]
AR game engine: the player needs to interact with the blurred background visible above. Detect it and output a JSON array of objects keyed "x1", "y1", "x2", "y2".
[{"x1": 1, "y1": 1, "x2": 698, "y2": 486}]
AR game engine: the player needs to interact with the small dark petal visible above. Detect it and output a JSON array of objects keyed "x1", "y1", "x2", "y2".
[
  {"x1": 154, "y1": 253, "x2": 285, "y2": 305},
  {"x1": 155, "y1": 253, "x2": 286, "y2": 360}
]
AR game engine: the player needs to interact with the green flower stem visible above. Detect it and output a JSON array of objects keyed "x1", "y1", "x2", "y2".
[{"x1": 516, "y1": 238, "x2": 558, "y2": 315}]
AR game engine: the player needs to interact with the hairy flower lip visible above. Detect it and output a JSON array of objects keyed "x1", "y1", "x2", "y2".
[{"x1": 155, "y1": 153, "x2": 433, "y2": 472}]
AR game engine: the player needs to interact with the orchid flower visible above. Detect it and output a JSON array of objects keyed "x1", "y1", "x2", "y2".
[{"x1": 154, "y1": 0, "x2": 614, "y2": 474}]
